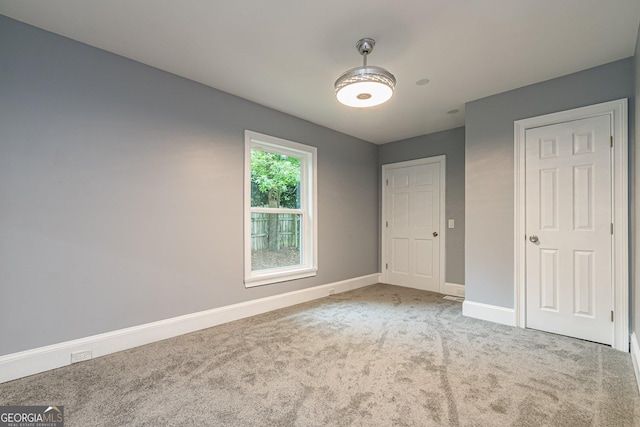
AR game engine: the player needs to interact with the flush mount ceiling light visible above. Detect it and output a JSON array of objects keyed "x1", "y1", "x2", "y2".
[{"x1": 334, "y1": 38, "x2": 396, "y2": 108}]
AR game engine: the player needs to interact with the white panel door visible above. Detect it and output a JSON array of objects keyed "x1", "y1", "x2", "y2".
[
  {"x1": 385, "y1": 162, "x2": 440, "y2": 292},
  {"x1": 525, "y1": 114, "x2": 612, "y2": 345}
]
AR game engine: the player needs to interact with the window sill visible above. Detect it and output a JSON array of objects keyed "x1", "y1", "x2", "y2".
[{"x1": 244, "y1": 267, "x2": 317, "y2": 288}]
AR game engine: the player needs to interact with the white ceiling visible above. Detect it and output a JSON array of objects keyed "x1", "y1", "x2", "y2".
[{"x1": 1, "y1": 1, "x2": 639, "y2": 144}]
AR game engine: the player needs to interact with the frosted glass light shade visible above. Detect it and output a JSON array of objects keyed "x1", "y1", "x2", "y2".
[{"x1": 334, "y1": 66, "x2": 396, "y2": 108}]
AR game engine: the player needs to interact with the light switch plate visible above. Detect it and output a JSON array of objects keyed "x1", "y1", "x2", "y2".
[{"x1": 448, "y1": 219, "x2": 455, "y2": 228}]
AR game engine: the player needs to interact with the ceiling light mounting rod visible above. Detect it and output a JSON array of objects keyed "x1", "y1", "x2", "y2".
[
  {"x1": 357, "y1": 38, "x2": 375, "y2": 67},
  {"x1": 334, "y1": 37, "x2": 396, "y2": 108}
]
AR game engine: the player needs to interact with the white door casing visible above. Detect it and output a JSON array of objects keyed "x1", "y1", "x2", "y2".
[
  {"x1": 382, "y1": 157, "x2": 446, "y2": 293},
  {"x1": 514, "y1": 99, "x2": 628, "y2": 351},
  {"x1": 525, "y1": 115, "x2": 612, "y2": 345}
]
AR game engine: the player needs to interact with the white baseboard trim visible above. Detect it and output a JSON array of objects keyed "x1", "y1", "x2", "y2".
[
  {"x1": 462, "y1": 300, "x2": 516, "y2": 327},
  {"x1": 443, "y1": 282, "x2": 465, "y2": 297},
  {"x1": 631, "y1": 333, "x2": 640, "y2": 393},
  {"x1": 0, "y1": 273, "x2": 379, "y2": 384}
]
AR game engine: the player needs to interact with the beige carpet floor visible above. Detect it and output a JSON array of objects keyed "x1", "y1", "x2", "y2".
[{"x1": 1, "y1": 283, "x2": 639, "y2": 426}]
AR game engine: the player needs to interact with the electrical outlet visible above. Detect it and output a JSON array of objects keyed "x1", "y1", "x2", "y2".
[
  {"x1": 328, "y1": 288, "x2": 335, "y2": 295},
  {"x1": 71, "y1": 350, "x2": 92, "y2": 363}
]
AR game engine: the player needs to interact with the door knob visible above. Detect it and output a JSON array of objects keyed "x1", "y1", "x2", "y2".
[
  {"x1": 529, "y1": 235, "x2": 539, "y2": 243},
  {"x1": 433, "y1": 232, "x2": 438, "y2": 237}
]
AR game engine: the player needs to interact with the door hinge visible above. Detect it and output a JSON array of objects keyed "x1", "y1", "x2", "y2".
[
  {"x1": 386, "y1": 221, "x2": 389, "y2": 228},
  {"x1": 610, "y1": 136, "x2": 613, "y2": 148},
  {"x1": 611, "y1": 223, "x2": 614, "y2": 235},
  {"x1": 385, "y1": 263, "x2": 388, "y2": 270},
  {"x1": 386, "y1": 179, "x2": 389, "y2": 186},
  {"x1": 611, "y1": 310, "x2": 614, "y2": 322}
]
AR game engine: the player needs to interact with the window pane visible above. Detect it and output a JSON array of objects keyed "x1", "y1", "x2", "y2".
[
  {"x1": 245, "y1": 130, "x2": 316, "y2": 286},
  {"x1": 251, "y1": 213, "x2": 302, "y2": 271},
  {"x1": 250, "y1": 149, "x2": 301, "y2": 209}
]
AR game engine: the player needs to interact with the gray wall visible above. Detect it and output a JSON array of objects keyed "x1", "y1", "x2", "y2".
[
  {"x1": 634, "y1": 23, "x2": 640, "y2": 342},
  {"x1": 0, "y1": 16, "x2": 379, "y2": 355},
  {"x1": 378, "y1": 127, "x2": 465, "y2": 285},
  {"x1": 465, "y1": 58, "x2": 635, "y2": 308}
]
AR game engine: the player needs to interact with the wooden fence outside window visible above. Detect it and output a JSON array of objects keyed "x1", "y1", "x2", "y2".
[{"x1": 251, "y1": 213, "x2": 300, "y2": 251}]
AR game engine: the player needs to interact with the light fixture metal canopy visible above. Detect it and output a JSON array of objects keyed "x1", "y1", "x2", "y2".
[{"x1": 335, "y1": 38, "x2": 396, "y2": 108}]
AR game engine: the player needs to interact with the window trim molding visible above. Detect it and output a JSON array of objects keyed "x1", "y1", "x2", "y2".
[{"x1": 244, "y1": 130, "x2": 317, "y2": 287}]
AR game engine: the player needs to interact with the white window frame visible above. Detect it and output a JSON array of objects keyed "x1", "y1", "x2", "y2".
[{"x1": 244, "y1": 130, "x2": 317, "y2": 287}]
